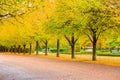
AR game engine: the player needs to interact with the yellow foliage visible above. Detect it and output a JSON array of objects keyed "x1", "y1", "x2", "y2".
[{"x1": 117, "y1": 37, "x2": 120, "y2": 42}]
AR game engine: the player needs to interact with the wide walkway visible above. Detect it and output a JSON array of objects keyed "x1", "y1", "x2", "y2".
[{"x1": 0, "y1": 54, "x2": 120, "y2": 80}]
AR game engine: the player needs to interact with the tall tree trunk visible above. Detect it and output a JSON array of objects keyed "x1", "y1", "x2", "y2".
[
  {"x1": 12, "y1": 46, "x2": 14, "y2": 53},
  {"x1": 14, "y1": 45, "x2": 16, "y2": 54},
  {"x1": 92, "y1": 41, "x2": 97, "y2": 61},
  {"x1": 18, "y1": 45, "x2": 21, "y2": 54},
  {"x1": 92, "y1": 33, "x2": 97, "y2": 61},
  {"x1": 29, "y1": 43, "x2": 32, "y2": 55},
  {"x1": 56, "y1": 39, "x2": 60, "y2": 57},
  {"x1": 71, "y1": 34, "x2": 75, "y2": 59},
  {"x1": 10, "y1": 46, "x2": 13, "y2": 53},
  {"x1": 23, "y1": 44, "x2": 26, "y2": 54},
  {"x1": 6, "y1": 48, "x2": 8, "y2": 52},
  {"x1": 36, "y1": 41, "x2": 39, "y2": 55},
  {"x1": 4, "y1": 48, "x2": 6, "y2": 52},
  {"x1": 71, "y1": 45, "x2": 75, "y2": 58},
  {"x1": 100, "y1": 41, "x2": 102, "y2": 51},
  {"x1": 45, "y1": 40, "x2": 48, "y2": 56}
]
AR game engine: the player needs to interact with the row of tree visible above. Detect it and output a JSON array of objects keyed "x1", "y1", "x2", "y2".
[
  {"x1": 0, "y1": 0, "x2": 120, "y2": 61},
  {"x1": 45, "y1": 0, "x2": 120, "y2": 60}
]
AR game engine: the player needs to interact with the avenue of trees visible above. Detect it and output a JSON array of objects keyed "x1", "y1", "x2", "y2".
[{"x1": 0, "y1": 0, "x2": 120, "y2": 61}]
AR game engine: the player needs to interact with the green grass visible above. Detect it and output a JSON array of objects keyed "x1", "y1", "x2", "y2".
[
  {"x1": 49, "y1": 49, "x2": 120, "y2": 57},
  {"x1": 97, "y1": 53, "x2": 120, "y2": 57}
]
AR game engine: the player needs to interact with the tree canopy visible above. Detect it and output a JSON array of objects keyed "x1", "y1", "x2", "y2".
[{"x1": 0, "y1": 0, "x2": 119, "y2": 60}]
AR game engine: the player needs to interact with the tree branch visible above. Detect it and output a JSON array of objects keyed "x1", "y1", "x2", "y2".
[
  {"x1": 64, "y1": 35, "x2": 72, "y2": 46},
  {"x1": 74, "y1": 38, "x2": 79, "y2": 44},
  {"x1": 84, "y1": 32, "x2": 93, "y2": 42}
]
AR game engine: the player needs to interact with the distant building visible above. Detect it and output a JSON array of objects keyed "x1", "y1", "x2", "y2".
[{"x1": 84, "y1": 46, "x2": 93, "y2": 52}]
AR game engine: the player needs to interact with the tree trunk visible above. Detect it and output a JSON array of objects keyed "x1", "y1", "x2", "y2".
[
  {"x1": 92, "y1": 33, "x2": 97, "y2": 61},
  {"x1": 45, "y1": 40, "x2": 48, "y2": 56},
  {"x1": 29, "y1": 43, "x2": 32, "y2": 55},
  {"x1": 92, "y1": 41, "x2": 97, "y2": 61},
  {"x1": 10, "y1": 46, "x2": 13, "y2": 53},
  {"x1": 71, "y1": 35, "x2": 75, "y2": 59},
  {"x1": 12, "y1": 46, "x2": 14, "y2": 53},
  {"x1": 64, "y1": 33, "x2": 78, "y2": 59},
  {"x1": 6, "y1": 48, "x2": 8, "y2": 52},
  {"x1": 36, "y1": 41, "x2": 39, "y2": 55},
  {"x1": 18, "y1": 45, "x2": 21, "y2": 54},
  {"x1": 56, "y1": 39, "x2": 60, "y2": 57},
  {"x1": 100, "y1": 42, "x2": 102, "y2": 51},
  {"x1": 14, "y1": 45, "x2": 16, "y2": 54},
  {"x1": 4, "y1": 48, "x2": 6, "y2": 52},
  {"x1": 23, "y1": 44, "x2": 26, "y2": 54}
]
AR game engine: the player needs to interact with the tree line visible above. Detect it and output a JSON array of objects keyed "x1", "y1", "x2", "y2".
[{"x1": 0, "y1": 0, "x2": 119, "y2": 61}]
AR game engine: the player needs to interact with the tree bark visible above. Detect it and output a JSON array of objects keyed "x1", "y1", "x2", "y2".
[
  {"x1": 92, "y1": 33, "x2": 97, "y2": 61},
  {"x1": 36, "y1": 41, "x2": 39, "y2": 55},
  {"x1": 92, "y1": 41, "x2": 97, "y2": 61},
  {"x1": 14, "y1": 45, "x2": 16, "y2": 54},
  {"x1": 23, "y1": 44, "x2": 26, "y2": 54},
  {"x1": 100, "y1": 41, "x2": 102, "y2": 51},
  {"x1": 56, "y1": 39, "x2": 60, "y2": 57},
  {"x1": 29, "y1": 43, "x2": 32, "y2": 55},
  {"x1": 71, "y1": 34, "x2": 75, "y2": 59},
  {"x1": 45, "y1": 40, "x2": 48, "y2": 56},
  {"x1": 18, "y1": 45, "x2": 21, "y2": 54},
  {"x1": 10, "y1": 46, "x2": 13, "y2": 53}
]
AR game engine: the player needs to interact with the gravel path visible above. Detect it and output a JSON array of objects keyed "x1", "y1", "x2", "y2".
[{"x1": 0, "y1": 54, "x2": 120, "y2": 80}]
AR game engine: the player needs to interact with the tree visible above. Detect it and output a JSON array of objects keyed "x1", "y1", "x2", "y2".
[
  {"x1": 46, "y1": 0, "x2": 82, "y2": 58},
  {"x1": 0, "y1": 0, "x2": 44, "y2": 54},
  {"x1": 0, "y1": 0, "x2": 37, "y2": 22},
  {"x1": 64, "y1": 33, "x2": 79, "y2": 58},
  {"x1": 77, "y1": 0, "x2": 118, "y2": 60},
  {"x1": 43, "y1": 0, "x2": 61, "y2": 57},
  {"x1": 20, "y1": 0, "x2": 49, "y2": 55}
]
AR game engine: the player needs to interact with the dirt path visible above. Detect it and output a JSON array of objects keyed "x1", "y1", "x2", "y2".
[{"x1": 0, "y1": 54, "x2": 120, "y2": 80}]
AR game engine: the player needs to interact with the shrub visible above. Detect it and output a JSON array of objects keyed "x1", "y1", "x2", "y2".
[{"x1": 49, "y1": 48, "x2": 67, "y2": 53}]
